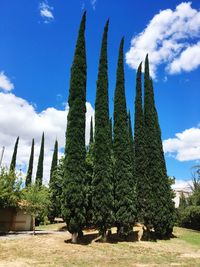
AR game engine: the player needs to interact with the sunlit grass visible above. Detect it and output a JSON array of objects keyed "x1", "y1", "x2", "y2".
[{"x1": 0, "y1": 226, "x2": 199, "y2": 267}]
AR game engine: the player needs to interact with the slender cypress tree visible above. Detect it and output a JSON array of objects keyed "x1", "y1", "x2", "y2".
[
  {"x1": 89, "y1": 117, "x2": 94, "y2": 145},
  {"x1": 128, "y1": 111, "x2": 135, "y2": 176},
  {"x1": 134, "y1": 62, "x2": 153, "y2": 227},
  {"x1": 113, "y1": 38, "x2": 136, "y2": 237},
  {"x1": 85, "y1": 117, "x2": 94, "y2": 227},
  {"x1": 35, "y1": 132, "x2": 44, "y2": 186},
  {"x1": 62, "y1": 12, "x2": 87, "y2": 243},
  {"x1": 92, "y1": 20, "x2": 114, "y2": 240},
  {"x1": 10, "y1": 136, "x2": 19, "y2": 172},
  {"x1": 144, "y1": 55, "x2": 175, "y2": 238},
  {"x1": 25, "y1": 139, "x2": 34, "y2": 187},
  {"x1": 109, "y1": 118, "x2": 113, "y2": 147},
  {"x1": 50, "y1": 140, "x2": 58, "y2": 183},
  {"x1": 48, "y1": 157, "x2": 64, "y2": 223}
]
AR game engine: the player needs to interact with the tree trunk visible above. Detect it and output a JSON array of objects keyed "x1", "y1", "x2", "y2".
[
  {"x1": 32, "y1": 215, "x2": 36, "y2": 235},
  {"x1": 72, "y1": 232, "x2": 78, "y2": 244},
  {"x1": 78, "y1": 230, "x2": 83, "y2": 238},
  {"x1": 101, "y1": 230, "x2": 107, "y2": 242}
]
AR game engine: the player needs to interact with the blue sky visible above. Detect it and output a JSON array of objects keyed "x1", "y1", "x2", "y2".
[{"x1": 0, "y1": 0, "x2": 200, "y2": 186}]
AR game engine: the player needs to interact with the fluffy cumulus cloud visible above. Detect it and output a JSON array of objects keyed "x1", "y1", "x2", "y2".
[
  {"x1": 0, "y1": 92, "x2": 94, "y2": 184},
  {"x1": 126, "y1": 2, "x2": 200, "y2": 78},
  {"x1": 163, "y1": 127, "x2": 200, "y2": 161},
  {"x1": 0, "y1": 72, "x2": 14, "y2": 91},
  {"x1": 39, "y1": 1, "x2": 54, "y2": 23}
]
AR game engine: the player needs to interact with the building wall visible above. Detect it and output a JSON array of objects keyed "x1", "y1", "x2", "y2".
[
  {"x1": 173, "y1": 189, "x2": 191, "y2": 208},
  {"x1": 0, "y1": 207, "x2": 33, "y2": 232}
]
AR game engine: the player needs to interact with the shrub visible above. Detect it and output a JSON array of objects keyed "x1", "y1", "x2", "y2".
[
  {"x1": 0, "y1": 168, "x2": 22, "y2": 208},
  {"x1": 178, "y1": 206, "x2": 200, "y2": 231}
]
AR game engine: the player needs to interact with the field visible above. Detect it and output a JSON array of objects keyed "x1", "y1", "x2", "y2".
[{"x1": 0, "y1": 224, "x2": 200, "y2": 267}]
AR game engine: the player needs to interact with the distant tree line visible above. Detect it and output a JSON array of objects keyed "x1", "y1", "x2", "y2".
[{"x1": 0, "y1": 12, "x2": 175, "y2": 243}]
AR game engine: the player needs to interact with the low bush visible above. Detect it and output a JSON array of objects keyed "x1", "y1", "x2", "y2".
[{"x1": 178, "y1": 205, "x2": 200, "y2": 231}]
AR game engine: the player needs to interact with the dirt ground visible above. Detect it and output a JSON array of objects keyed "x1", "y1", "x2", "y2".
[{"x1": 0, "y1": 226, "x2": 200, "y2": 267}]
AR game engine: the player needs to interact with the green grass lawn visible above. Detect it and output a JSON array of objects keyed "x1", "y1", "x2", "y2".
[
  {"x1": 174, "y1": 227, "x2": 200, "y2": 247},
  {"x1": 36, "y1": 222, "x2": 66, "y2": 231}
]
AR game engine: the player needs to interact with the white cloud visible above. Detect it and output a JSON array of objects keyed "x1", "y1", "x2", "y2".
[
  {"x1": 163, "y1": 127, "x2": 200, "y2": 161},
  {"x1": 0, "y1": 92, "x2": 94, "y2": 184},
  {"x1": 168, "y1": 42, "x2": 200, "y2": 73},
  {"x1": 90, "y1": 0, "x2": 97, "y2": 10},
  {"x1": 39, "y1": 1, "x2": 54, "y2": 23},
  {"x1": 0, "y1": 72, "x2": 14, "y2": 91},
  {"x1": 172, "y1": 179, "x2": 192, "y2": 190},
  {"x1": 126, "y1": 2, "x2": 200, "y2": 78}
]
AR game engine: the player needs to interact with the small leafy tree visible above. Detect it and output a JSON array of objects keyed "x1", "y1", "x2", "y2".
[
  {"x1": 178, "y1": 166, "x2": 200, "y2": 230},
  {"x1": 0, "y1": 168, "x2": 22, "y2": 208},
  {"x1": 22, "y1": 184, "x2": 50, "y2": 234},
  {"x1": 190, "y1": 166, "x2": 200, "y2": 206}
]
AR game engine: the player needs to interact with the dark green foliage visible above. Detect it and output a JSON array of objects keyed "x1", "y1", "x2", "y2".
[
  {"x1": 85, "y1": 144, "x2": 94, "y2": 226},
  {"x1": 109, "y1": 118, "x2": 113, "y2": 148},
  {"x1": 113, "y1": 38, "x2": 136, "y2": 236},
  {"x1": 48, "y1": 140, "x2": 59, "y2": 223},
  {"x1": 144, "y1": 55, "x2": 175, "y2": 238},
  {"x1": 85, "y1": 116, "x2": 94, "y2": 226},
  {"x1": 50, "y1": 140, "x2": 58, "y2": 183},
  {"x1": 35, "y1": 133, "x2": 44, "y2": 187},
  {"x1": 134, "y1": 62, "x2": 152, "y2": 225},
  {"x1": 179, "y1": 192, "x2": 188, "y2": 210},
  {"x1": 178, "y1": 168, "x2": 200, "y2": 230},
  {"x1": 178, "y1": 206, "x2": 200, "y2": 230},
  {"x1": 190, "y1": 166, "x2": 200, "y2": 206},
  {"x1": 128, "y1": 111, "x2": 135, "y2": 177},
  {"x1": 89, "y1": 117, "x2": 94, "y2": 145},
  {"x1": 92, "y1": 20, "x2": 114, "y2": 238},
  {"x1": 48, "y1": 157, "x2": 64, "y2": 223},
  {"x1": 25, "y1": 139, "x2": 34, "y2": 187},
  {"x1": 10, "y1": 137, "x2": 19, "y2": 172},
  {"x1": 62, "y1": 12, "x2": 87, "y2": 237}
]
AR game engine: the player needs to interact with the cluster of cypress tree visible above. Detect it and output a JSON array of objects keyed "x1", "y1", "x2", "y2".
[
  {"x1": 62, "y1": 12, "x2": 175, "y2": 243},
  {"x1": 7, "y1": 12, "x2": 175, "y2": 243},
  {"x1": 134, "y1": 56, "x2": 175, "y2": 238},
  {"x1": 9, "y1": 133, "x2": 59, "y2": 191}
]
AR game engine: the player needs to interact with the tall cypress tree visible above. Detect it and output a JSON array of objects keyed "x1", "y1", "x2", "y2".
[
  {"x1": 89, "y1": 116, "x2": 94, "y2": 145},
  {"x1": 25, "y1": 139, "x2": 34, "y2": 187},
  {"x1": 109, "y1": 117, "x2": 113, "y2": 147},
  {"x1": 92, "y1": 20, "x2": 114, "y2": 240},
  {"x1": 134, "y1": 62, "x2": 152, "y2": 227},
  {"x1": 128, "y1": 111, "x2": 135, "y2": 176},
  {"x1": 50, "y1": 140, "x2": 58, "y2": 183},
  {"x1": 85, "y1": 124, "x2": 94, "y2": 227},
  {"x1": 35, "y1": 132, "x2": 44, "y2": 186},
  {"x1": 144, "y1": 55, "x2": 175, "y2": 238},
  {"x1": 48, "y1": 157, "x2": 64, "y2": 223},
  {"x1": 10, "y1": 136, "x2": 19, "y2": 172},
  {"x1": 62, "y1": 12, "x2": 87, "y2": 243},
  {"x1": 113, "y1": 38, "x2": 136, "y2": 237}
]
